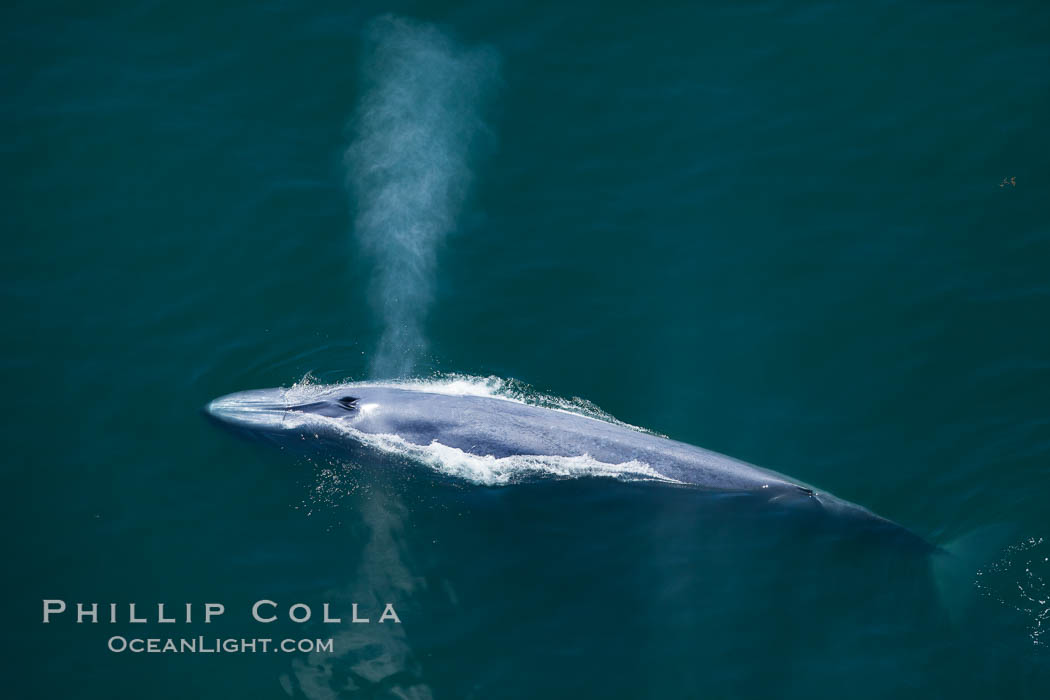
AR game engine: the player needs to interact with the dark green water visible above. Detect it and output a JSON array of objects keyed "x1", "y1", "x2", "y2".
[{"x1": 5, "y1": 1, "x2": 1050, "y2": 697}]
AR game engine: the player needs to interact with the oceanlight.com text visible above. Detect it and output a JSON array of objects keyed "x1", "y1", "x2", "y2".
[{"x1": 107, "y1": 636, "x2": 335, "y2": 654}]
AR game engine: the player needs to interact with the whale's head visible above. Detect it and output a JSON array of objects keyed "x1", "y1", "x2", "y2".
[
  {"x1": 204, "y1": 384, "x2": 379, "y2": 440},
  {"x1": 204, "y1": 383, "x2": 453, "y2": 449}
]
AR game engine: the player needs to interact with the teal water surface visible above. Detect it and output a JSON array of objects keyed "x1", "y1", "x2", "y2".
[{"x1": 4, "y1": 1, "x2": 1050, "y2": 698}]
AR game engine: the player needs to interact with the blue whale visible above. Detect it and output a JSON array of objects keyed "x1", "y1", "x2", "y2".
[{"x1": 207, "y1": 382, "x2": 931, "y2": 548}]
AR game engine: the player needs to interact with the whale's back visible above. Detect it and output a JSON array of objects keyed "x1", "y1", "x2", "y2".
[{"x1": 352, "y1": 389, "x2": 831, "y2": 495}]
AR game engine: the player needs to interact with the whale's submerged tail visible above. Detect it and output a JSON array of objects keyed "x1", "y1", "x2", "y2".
[{"x1": 931, "y1": 524, "x2": 1016, "y2": 624}]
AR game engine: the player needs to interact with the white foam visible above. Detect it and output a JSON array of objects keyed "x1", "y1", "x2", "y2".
[
  {"x1": 371, "y1": 430, "x2": 675, "y2": 486},
  {"x1": 299, "y1": 414, "x2": 677, "y2": 486}
]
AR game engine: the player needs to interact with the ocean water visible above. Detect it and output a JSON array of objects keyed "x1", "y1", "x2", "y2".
[{"x1": 4, "y1": 1, "x2": 1050, "y2": 698}]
